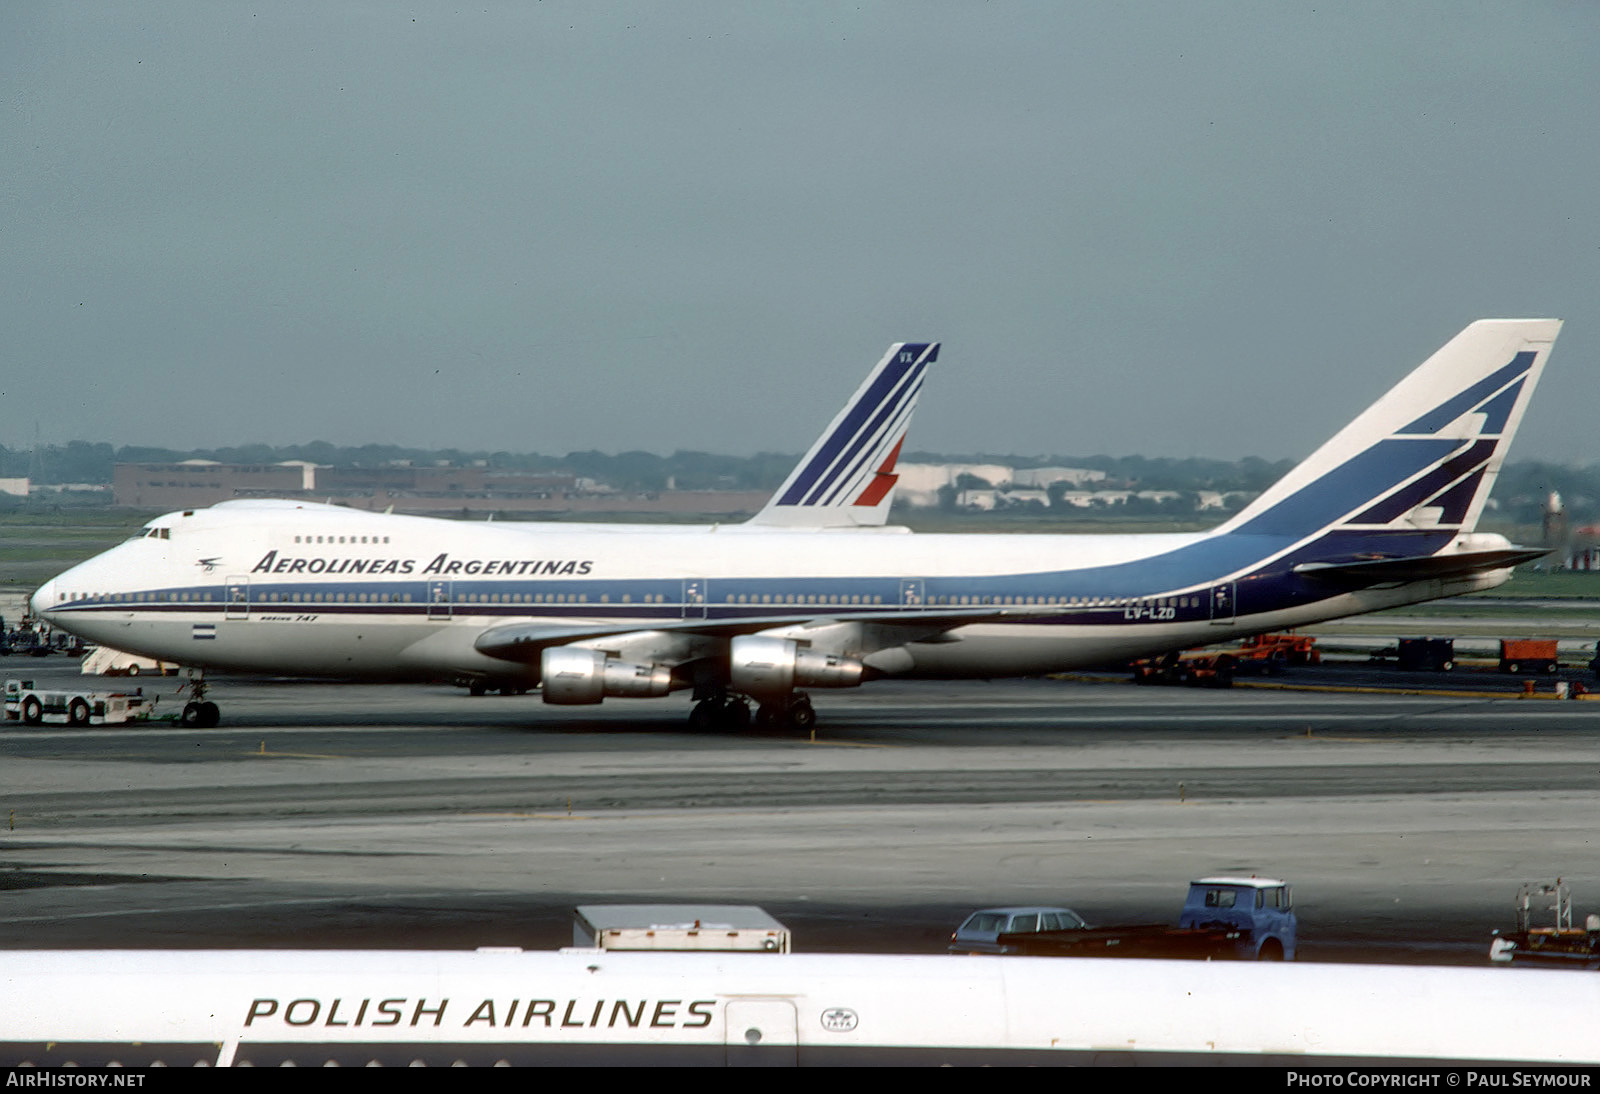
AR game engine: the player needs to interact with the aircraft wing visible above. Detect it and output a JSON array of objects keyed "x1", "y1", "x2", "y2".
[
  {"x1": 473, "y1": 604, "x2": 1050, "y2": 663},
  {"x1": 1292, "y1": 546, "x2": 1548, "y2": 586}
]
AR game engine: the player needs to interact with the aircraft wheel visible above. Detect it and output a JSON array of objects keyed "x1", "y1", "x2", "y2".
[
  {"x1": 180, "y1": 701, "x2": 205, "y2": 727},
  {"x1": 199, "y1": 701, "x2": 220, "y2": 728},
  {"x1": 22, "y1": 696, "x2": 42, "y2": 725},
  {"x1": 688, "y1": 699, "x2": 718, "y2": 732},
  {"x1": 127, "y1": 664, "x2": 141, "y2": 676},
  {"x1": 68, "y1": 698, "x2": 90, "y2": 726},
  {"x1": 787, "y1": 697, "x2": 817, "y2": 731},
  {"x1": 755, "y1": 702, "x2": 784, "y2": 728},
  {"x1": 718, "y1": 697, "x2": 751, "y2": 731}
]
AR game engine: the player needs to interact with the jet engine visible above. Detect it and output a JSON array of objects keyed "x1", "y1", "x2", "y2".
[
  {"x1": 541, "y1": 646, "x2": 672, "y2": 705},
  {"x1": 728, "y1": 635, "x2": 864, "y2": 701}
]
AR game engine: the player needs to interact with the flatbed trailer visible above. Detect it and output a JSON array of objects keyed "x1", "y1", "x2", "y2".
[
  {"x1": 1000, "y1": 877, "x2": 1296, "y2": 961},
  {"x1": 1005, "y1": 922, "x2": 1246, "y2": 960},
  {"x1": 4, "y1": 679, "x2": 159, "y2": 726}
]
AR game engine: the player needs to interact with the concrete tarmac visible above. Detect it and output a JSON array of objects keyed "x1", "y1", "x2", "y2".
[{"x1": 3, "y1": 660, "x2": 1598, "y2": 963}]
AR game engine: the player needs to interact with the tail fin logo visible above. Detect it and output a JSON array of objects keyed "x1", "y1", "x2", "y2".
[
  {"x1": 751, "y1": 342, "x2": 937, "y2": 527},
  {"x1": 1400, "y1": 351, "x2": 1535, "y2": 436},
  {"x1": 1343, "y1": 351, "x2": 1537, "y2": 530},
  {"x1": 852, "y1": 438, "x2": 905, "y2": 508},
  {"x1": 1220, "y1": 321, "x2": 1558, "y2": 544}
]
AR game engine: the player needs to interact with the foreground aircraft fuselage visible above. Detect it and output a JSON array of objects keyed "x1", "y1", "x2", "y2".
[{"x1": 33, "y1": 320, "x2": 1560, "y2": 729}]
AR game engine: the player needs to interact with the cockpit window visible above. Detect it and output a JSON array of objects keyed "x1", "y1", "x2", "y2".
[{"x1": 130, "y1": 527, "x2": 171, "y2": 540}]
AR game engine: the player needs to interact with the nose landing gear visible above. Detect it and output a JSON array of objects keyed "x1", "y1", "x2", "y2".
[{"x1": 179, "y1": 670, "x2": 220, "y2": 728}]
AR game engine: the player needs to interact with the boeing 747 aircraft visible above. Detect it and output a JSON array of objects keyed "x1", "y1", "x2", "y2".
[{"x1": 32, "y1": 320, "x2": 1559, "y2": 730}]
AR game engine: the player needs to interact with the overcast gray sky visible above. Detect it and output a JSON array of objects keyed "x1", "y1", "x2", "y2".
[{"x1": 5, "y1": 2, "x2": 1597, "y2": 464}]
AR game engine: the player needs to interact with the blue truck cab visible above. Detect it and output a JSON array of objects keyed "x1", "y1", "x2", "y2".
[{"x1": 1179, "y1": 877, "x2": 1296, "y2": 960}]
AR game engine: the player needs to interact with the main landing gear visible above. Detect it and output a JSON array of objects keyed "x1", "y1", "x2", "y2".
[
  {"x1": 179, "y1": 670, "x2": 220, "y2": 728},
  {"x1": 688, "y1": 689, "x2": 817, "y2": 732}
]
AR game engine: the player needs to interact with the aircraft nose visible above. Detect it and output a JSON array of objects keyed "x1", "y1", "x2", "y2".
[{"x1": 31, "y1": 578, "x2": 57, "y2": 622}]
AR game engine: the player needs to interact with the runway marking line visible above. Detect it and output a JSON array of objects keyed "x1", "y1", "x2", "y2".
[{"x1": 1235, "y1": 680, "x2": 1567, "y2": 700}]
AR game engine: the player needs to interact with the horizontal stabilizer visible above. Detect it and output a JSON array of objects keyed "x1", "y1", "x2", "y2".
[{"x1": 1293, "y1": 546, "x2": 1548, "y2": 586}]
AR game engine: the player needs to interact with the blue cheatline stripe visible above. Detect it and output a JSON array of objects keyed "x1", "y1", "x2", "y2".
[
  {"x1": 1348, "y1": 438, "x2": 1495, "y2": 525},
  {"x1": 1401, "y1": 352, "x2": 1532, "y2": 434},
  {"x1": 776, "y1": 344, "x2": 934, "y2": 506},
  {"x1": 814, "y1": 371, "x2": 924, "y2": 506},
  {"x1": 796, "y1": 351, "x2": 929, "y2": 506}
]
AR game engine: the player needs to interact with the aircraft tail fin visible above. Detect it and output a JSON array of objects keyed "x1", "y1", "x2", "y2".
[
  {"x1": 1215, "y1": 319, "x2": 1560, "y2": 544},
  {"x1": 747, "y1": 342, "x2": 938, "y2": 528}
]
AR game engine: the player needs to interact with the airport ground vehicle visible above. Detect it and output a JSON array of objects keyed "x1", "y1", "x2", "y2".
[
  {"x1": 1238, "y1": 632, "x2": 1320, "y2": 667},
  {"x1": 1129, "y1": 650, "x2": 1237, "y2": 687},
  {"x1": 1489, "y1": 880, "x2": 1600, "y2": 969},
  {"x1": 3, "y1": 679, "x2": 158, "y2": 726},
  {"x1": 948, "y1": 906, "x2": 1089, "y2": 954},
  {"x1": 1369, "y1": 637, "x2": 1455, "y2": 671},
  {"x1": 79, "y1": 644, "x2": 177, "y2": 677},
  {"x1": 0, "y1": 629, "x2": 52, "y2": 657},
  {"x1": 1131, "y1": 633, "x2": 1320, "y2": 686},
  {"x1": 1001, "y1": 877, "x2": 1296, "y2": 961},
  {"x1": 1499, "y1": 639, "x2": 1560, "y2": 674}
]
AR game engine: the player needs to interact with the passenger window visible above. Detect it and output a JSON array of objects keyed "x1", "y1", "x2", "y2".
[{"x1": 1009, "y1": 914, "x2": 1039, "y2": 933}]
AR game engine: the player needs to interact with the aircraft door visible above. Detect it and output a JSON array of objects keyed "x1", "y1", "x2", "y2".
[
  {"x1": 1209, "y1": 581, "x2": 1236, "y2": 624},
  {"x1": 427, "y1": 580, "x2": 452, "y2": 620},
  {"x1": 682, "y1": 579, "x2": 708, "y2": 619},
  {"x1": 225, "y1": 577, "x2": 249, "y2": 620},
  {"x1": 899, "y1": 579, "x2": 925, "y2": 608},
  {"x1": 724, "y1": 999, "x2": 798, "y2": 1067}
]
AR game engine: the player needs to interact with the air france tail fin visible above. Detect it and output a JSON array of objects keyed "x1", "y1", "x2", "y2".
[
  {"x1": 1216, "y1": 319, "x2": 1560, "y2": 551},
  {"x1": 747, "y1": 342, "x2": 938, "y2": 528}
]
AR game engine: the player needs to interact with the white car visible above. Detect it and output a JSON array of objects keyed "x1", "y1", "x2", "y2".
[{"x1": 948, "y1": 906, "x2": 1088, "y2": 954}]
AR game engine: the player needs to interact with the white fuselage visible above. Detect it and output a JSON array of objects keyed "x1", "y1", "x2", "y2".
[
  {"x1": 33, "y1": 503, "x2": 1499, "y2": 683},
  {"x1": 2, "y1": 948, "x2": 1595, "y2": 1066}
]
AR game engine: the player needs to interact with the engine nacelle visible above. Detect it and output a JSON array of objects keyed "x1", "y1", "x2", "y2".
[
  {"x1": 728, "y1": 635, "x2": 864, "y2": 701},
  {"x1": 540, "y1": 646, "x2": 672, "y2": 705}
]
